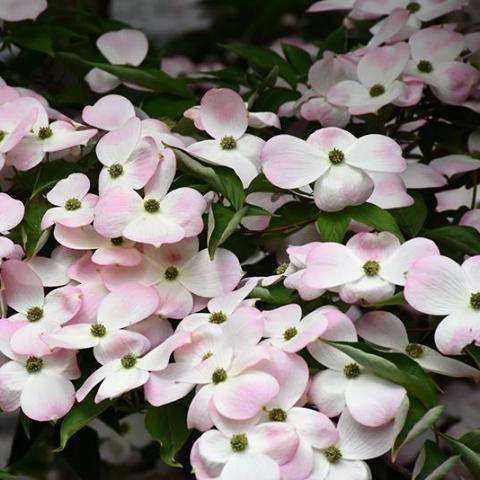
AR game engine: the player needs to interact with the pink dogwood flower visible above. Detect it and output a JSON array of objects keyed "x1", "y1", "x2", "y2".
[
  {"x1": 76, "y1": 329, "x2": 190, "y2": 403},
  {"x1": 401, "y1": 159, "x2": 447, "y2": 189},
  {"x1": 191, "y1": 422, "x2": 299, "y2": 480},
  {"x1": 262, "y1": 127, "x2": 406, "y2": 212},
  {"x1": 357, "y1": 311, "x2": 480, "y2": 380},
  {"x1": 405, "y1": 255, "x2": 480, "y2": 355},
  {"x1": 306, "y1": 409, "x2": 396, "y2": 480},
  {"x1": 308, "y1": 307, "x2": 406, "y2": 427},
  {"x1": 102, "y1": 237, "x2": 243, "y2": 319},
  {"x1": 85, "y1": 29, "x2": 149, "y2": 93},
  {"x1": 94, "y1": 152, "x2": 206, "y2": 246},
  {"x1": 327, "y1": 43, "x2": 410, "y2": 115},
  {"x1": 187, "y1": 88, "x2": 265, "y2": 187},
  {"x1": 45, "y1": 283, "x2": 159, "y2": 363},
  {"x1": 2, "y1": 259, "x2": 82, "y2": 355},
  {"x1": 301, "y1": 232, "x2": 439, "y2": 304},
  {"x1": 405, "y1": 26, "x2": 479, "y2": 105},
  {"x1": 82, "y1": 94, "x2": 136, "y2": 131},
  {"x1": 0, "y1": 0, "x2": 47, "y2": 22},
  {"x1": 41, "y1": 173, "x2": 98, "y2": 229},
  {"x1": 0, "y1": 325, "x2": 79, "y2": 421},
  {"x1": 262, "y1": 304, "x2": 329, "y2": 353}
]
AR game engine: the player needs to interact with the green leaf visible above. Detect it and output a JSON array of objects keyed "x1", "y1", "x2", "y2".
[
  {"x1": 348, "y1": 203, "x2": 404, "y2": 241},
  {"x1": 21, "y1": 198, "x2": 50, "y2": 257},
  {"x1": 0, "y1": 469, "x2": 16, "y2": 479},
  {"x1": 460, "y1": 430, "x2": 480, "y2": 453},
  {"x1": 315, "y1": 210, "x2": 351, "y2": 243},
  {"x1": 250, "y1": 284, "x2": 299, "y2": 305},
  {"x1": 172, "y1": 147, "x2": 245, "y2": 210},
  {"x1": 221, "y1": 43, "x2": 298, "y2": 87},
  {"x1": 145, "y1": 403, "x2": 190, "y2": 467},
  {"x1": 56, "y1": 52, "x2": 192, "y2": 97},
  {"x1": 413, "y1": 440, "x2": 457, "y2": 480},
  {"x1": 143, "y1": 95, "x2": 197, "y2": 119},
  {"x1": 466, "y1": 345, "x2": 480, "y2": 368},
  {"x1": 393, "y1": 401, "x2": 444, "y2": 460},
  {"x1": 391, "y1": 191, "x2": 428, "y2": 237},
  {"x1": 281, "y1": 44, "x2": 312, "y2": 75},
  {"x1": 317, "y1": 27, "x2": 346, "y2": 57},
  {"x1": 266, "y1": 202, "x2": 318, "y2": 234},
  {"x1": 208, "y1": 204, "x2": 248, "y2": 258},
  {"x1": 424, "y1": 226, "x2": 480, "y2": 256},
  {"x1": 443, "y1": 434, "x2": 480, "y2": 477},
  {"x1": 55, "y1": 396, "x2": 111, "y2": 452},
  {"x1": 8, "y1": 24, "x2": 53, "y2": 55},
  {"x1": 366, "y1": 291, "x2": 405, "y2": 307},
  {"x1": 330, "y1": 342, "x2": 437, "y2": 407}
]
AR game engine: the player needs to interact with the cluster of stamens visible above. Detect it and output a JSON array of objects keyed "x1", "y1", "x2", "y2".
[
  {"x1": 220, "y1": 136, "x2": 237, "y2": 150},
  {"x1": 65, "y1": 198, "x2": 82, "y2": 211},
  {"x1": 164, "y1": 266, "x2": 179, "y2": 281},
  {"x1": 38, "y1": 126, "x2": 53, "y2": 139},
  {"x1": 328, "y1": 148, "x2": 344, "y2": 165},
  {"x1": 121, "y1": 353, "x2": 137, "y2": 369},
  {"x1": 26, "y1": 356, "x2": 43, "y2": 373},
  {"x1": 323, "y1": 446, "x2": 342, "y2": 463},
  {"x1": 417, "y1": 60, "x2": 433, "y2": 73},
  {"x1": 283, "y1": 327, "x2": 298, "y2": 341},
  {"x1": 470, "y1": 292, "x2": 480, "y2": 310},
  {"x1": 212, "y1": 368, "x2": 227, "y2": 384},
  {"x1": 343, "y1": 362, "x2": 361, "y2": 378},
  {"x1": 110, "y1": 237, "x2": 123, "y2": 246},
  {"x1": 108, "y1": 163, "x2": 124, "y2": 178},
  {"x1": 369, "y1": 84, "x2": 385, "y2": 97},
  {"x1": 230, "y1": 433, "x2": 248, "y2": 452},
  {"x1": 209, "y1": 311, "x2": 227, "y2": 324},
  {"x1": 27, "y1": 306, "x2": 44, "y2": 322},
  {"x1": 90, "y1": 324, "x2": 107, "y2": 337},
  {"x1": 363, "y1": 260, "x2": 380, "y2": 277},
  {"x1": 405, "y1": 343, "x2": 424, "y2": 358},
  {"x1": 144, "y1": 199, "x2": 160, "y2": 213},
  {"x1": 268, "y1": 408, "x2": 287, "y2": 422}
]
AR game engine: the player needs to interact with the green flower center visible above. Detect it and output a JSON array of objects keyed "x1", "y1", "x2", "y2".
[
  {"x1": 144, "y1": 199, "x2": 160, "y2": 213},
  {"x1": 406, "y1": 2, "x2": 420, "y2": 13},
  {"x1": 405, "y1": 343, "x2": 424, "y2": 358},
  {"x1": 417, "y1": 60, "x2": 433, "y2": 74},
  {"x1": 38, "y1": 126, "x2": 53, "y2": 139},
  {"x1": 26, "y1": 356, "x2": 43, "y2": 373},
  {"x1": 90, "y1": 323, "x2": 107, "y2": 338},
  {"x1": 344, "y1": 362, "x2": 361, "y2": 379},
  {"x1": 209, "y1": 311, "x2": 227, "y2": 324},
  {"x1": 369, "y1": 84, "x2": 385, "y2": 97},
  {"x1": 323, "y1": 446, "x2": 342, "y2": 463},
  {"x1": 202, "y1": 351, "x2": 213, "y2": 361},
  {"x1": 121, "y1": 353, "x2": 137, "y2": 369},
  {"x1": 363, "y1": 260, "x2": 380, "y2": 277},
  {"x1": 230, "y1": 433, "x2": 248, "y2": 452},
  {"x1": 268, "y1": 408, "x2": 287, "y2": 422},
  {"x1": 65, "y1": 198, "x2": 82, "y2": 211},
  {"x1": 212, "y1": 368, "x2": 227, "y2": 384},
  {"x1": 164, "y1": 266, "x2": 179, "y2": 281},
  {"x1": 328, "y1": 148, "x2": 345, "y2": 165},
  {"x1": 108, "y1": 163, "x2": 124, "y2": 178},
  {"x1": 275, "y1": 262, "x2": 289, "y2": 275},
  {"x1": 220, "y1": 136, "x2": 237, "y2": 150},
  {"x1": 470, "y1": 292, "x2": 480, "y2": 310},
  {"x1": 110, "y1": 237, "x2": 123, "y2": 246},
  {"x1": 283, "y1": 327, "x2": 298, "y2": 341},
  {"x1": 26, "y1": 306, "x2": 43, "y2": 322}
]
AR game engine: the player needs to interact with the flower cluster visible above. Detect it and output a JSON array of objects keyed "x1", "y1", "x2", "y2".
[{"x1": 0, "y1": 1, "x2": 480, "y2": 479}]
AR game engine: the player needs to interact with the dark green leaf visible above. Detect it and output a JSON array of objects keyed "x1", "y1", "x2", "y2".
[
  {"x1": 0, "y1": 469, "x2": 16, "y2": 479},
  {"x1": 145, "y1": 403, "x2": 190, "y2": 467},
  {"x1": 443, "y1": 434, "x2": 480, "y2": 477},
  {"x1": 316, "y1": 210, "x2": 351, "y2": 242},
  {"x1": 348, "y1": 203, "x2": 404, "y2": 241},
  {"x1": 251, "y1": 284, "x2": 299, "y2": 305},
  {"x1": 367, "y1": 292, "x2": 405, "y2": 307},
  {"x1": 413, "y1": 440, "x2": 458, "y2": 480},
  {"x1": 8, "y1": 24, "x2": 53, "y2": 55},
  {"x1": 21, "y1": 198, "x2": 50, "y2": 257},
  {"x1": 317, "y1": 27, "x2": 346, "y2": 57},
  {"x1": 391, "y1": 192, "x2": 428, "y2": 237},
  {"x1": 143, "y1": 95, "x2": 197, "y2": 119},
  {"x1": 424, "y1": 226, "x2": 480, "y2": 256},
  {"x1": 460, "y1": 430, "x2": 480, "y2": 453},
  {"x1": 281, "y1": 44, "x2": 312, "y2": 75},
  {"x1": 221, "y1": 43, "x2": 297, "y2": 87},
  {"x1": 466, "y1": 345, "x2": 480, "y2": 368},
  {"x1": 56, "y1": 396, "x2": 111, "y2": 452},
  {"x1": 208, "y1": 204, "x2": 248, "y2": 258}
]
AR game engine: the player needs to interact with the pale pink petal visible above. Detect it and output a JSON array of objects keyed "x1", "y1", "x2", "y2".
[
  {"x1": 95, "y1": 367, "x2": 149, "y2": 402},
  {"x1": 94, "y1": 330, "x2": 150, "y2": 364},
  {"x1": 307, "y1": 0, "x2": 355, "y2": 12},
  {"x1": 309, "y1": 369, "x2": 347, "y2": 418},
  {"x1": 213, "y1": 371, "x2": 279, "y2": 420},
  {"x1": 250, "y1": 422, "x2": 299, "y2": 464},
  {"x1": 92, "y1": 246, "x2": 141, "y2": 267},
  {"x1": 248, "y1": 111, "x2": 280, "y2": 129},
  {"x1": 356, "y1": 311, "x2": 408, "y2": 350},
  {"x1": 434, "y1": 309, "x2": 480, "y2": 355},
  {"x1": 461, "y1": 209, "x2": 480, "y2": 232},
  {"x1": 221, "y1": 453, "x2": 280, "y2": 480},
  {"x1": 122, "y1": 211, "x2": 184, "y2": 245},
  {"x1": 143, "y1": 147, "x2": 176, "y2": 199},
  {"x1": 97, "y1": 29, "x2": 148, "y2": 66},
  {"x1": 263, "y1": 304, "x2": 302, "y2": 338},
  {"x1": 40, "y1": 122, "x2": 97, "y2": 153},
  {"x1": 0, "y1": 360, "x2": 28, "y2": 412},
  {"x1": 45, "y1": 323, "x2": 97, "y2": 350},
  {"x1": 85, "y1": 68, "x2": 121, "y2": 94},
  {"x1": 21, "y1": 374, "x2": 75, "y2": 421},
  {"x1": 0, "y1": 0, "x2": 47, "y2": 21},
  {"x1": 156, "y1": 281, "x2": 194, "y2": 319},
  {"x1": 0, "y1": 193, "x2": 23, "y2": 232},
  {"x1": 367, "y1": 8, "x2": 410, "y2": 47},
  {"x1": 200, "y1": 88, "x2": 248, "y2": 140},
  {"x1": 339, "y1": 275, "x2": 395, "y2": 304},
  {"x1": 409, "y1": 27, "x2": 464, "y2": 64},
  {"x1": 46, "y1": 173, "x2": 90, "y2": 206},
  {"x1": 261, "y1": 135, "x2": 330, "y2": 188},
  {"x1": 188, "y1": 384, "x2": 215, "y2": 431},
  {"x1": 367, "y1": 171, "x2": 413, "y2": 209},
  {"x1": 82, "y1": 95, "x2": 136, "y2": 131},
  {"x1": 280, "y1": 438, "x2": 314, "y2": 480},
  {"x1": 404, "y1": 255, "x2": 470, "y2": 315},
  {"x1": 431, "y1": 154, "x2": 480, "y2": 177},
  {"x1": 76, "y1": 361, "x2": 121, "y2": 402},
  {"x1": 43, "y1": 285, "x2": 82, "y2": 324}
]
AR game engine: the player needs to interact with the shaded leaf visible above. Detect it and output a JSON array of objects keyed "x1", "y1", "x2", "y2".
[
  {"x1": 425, "y1": 226, "x2": 480, "y2": 256},
  {"x1": 316, "y1": 210, "x2": 351, "y2": 242}
]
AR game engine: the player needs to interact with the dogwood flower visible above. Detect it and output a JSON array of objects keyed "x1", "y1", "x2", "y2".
[
  {"x1": 401, "y1": 159, "x2": 447, "y2": 189},
  {"x1": 85, "y1": 29, "x2": 149, "y2": 93},
  {"x1": 306, "y1": 409, "x2": 396, "y2": 480},
  {"x1": 308, "y1": 307, "x2": 407, "y2": 426},
  {"x1": 94, "y1": 153, "x2": 206, "y2": 246},
  {"x1": 405, "y1": 255, "x2": 480, "y2": 354},
  {"x1": 301, "y1": 232, "x2": 439, "y2": 304},
  {"x1": 357, "y1": 311, "x2": 480, "y2": 380},
  {"x1": 96, "y1": 116, "x2": 160, "y2": 194},
  {"x1": 187, "y1": 88, "x2": 264, "y2": 187},
  {"x1": 262, "y1": 127, "x2": 406, "y2": 212},
  {"x1": 327, "y1": 43, "x2": 411, "y2": 114},
  {"x1": 405, "y1": 26, "x2": 479, "y2": 105},
  {"x1": 1, "y1": 259, "x2": 82, "y2": 355},
  {"x1": 191, "y1": 422, "x2": 299, "y2": 480},
  {"x1": 45, "y1": 283, "x2": 159, "y2": 363},
  {"x1": 0, "y1": 325, "x2": 79, "y2": 421},
  {"x1": 41, "y1": 173, "x2": 98, "y2": 229},
  {"x1": 82, "y1": 94, "x2": 136, "y2": 131},
  {"x1": 102, "y1": 237, "x2": 243, "y2": 319}
]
